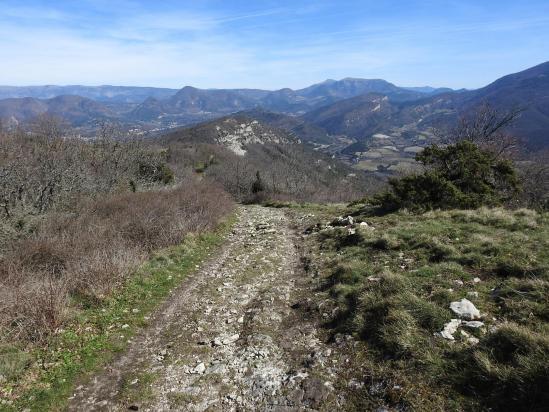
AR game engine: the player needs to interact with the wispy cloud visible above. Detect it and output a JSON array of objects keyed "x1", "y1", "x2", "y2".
[{"x1": 0, "y1": 1, "x2": 547, "y2": 89}]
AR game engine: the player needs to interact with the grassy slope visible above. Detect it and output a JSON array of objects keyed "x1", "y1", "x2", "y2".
[
  {"x1": 0, "y1": 215, "x2": 236, "y2": 412},
  {"x1": 308, "y1": 206, "x2": 548, "y2": 411}
]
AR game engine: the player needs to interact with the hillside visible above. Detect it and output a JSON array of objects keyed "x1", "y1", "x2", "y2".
[
  {"x1": 0, "y1": 95, "x2": 115, "y2": 126},
  {"x1": 302, "y1": 93, "x2": 396, "y2": 138},
  {"x1": 303, "y1": 62, "x2": 549, "y2": 154},
  {"x1": 6, "y1": 202, "x2": 546, "y2": 411},
  {"x1": 298, "y1": 204, "x2": 549, "y2": 411},
  {"x1": 161, "y1": 115, "x2": 378, "y2": 202},
  {"x1": 233, "y1": 109, "x2": 333, "y2": 144},
  {"x1": 163, "y1": 115, "x2": 297, "y2": 155},
  {"x1": 465, "y1": 61, "x2": 549, "y2": 149},
  {"x1": 297, "y1": 78, "x2": 426, "y2": 103}
]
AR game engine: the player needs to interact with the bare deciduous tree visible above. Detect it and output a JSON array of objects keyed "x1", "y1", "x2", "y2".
[{"x1": 440, "y1": 103, "x2": 523, "y2": 160}]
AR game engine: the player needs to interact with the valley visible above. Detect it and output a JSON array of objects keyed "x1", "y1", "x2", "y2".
[
  {"x1": 0, "y1": 15, "x2": 547, "y2": 409},
  {"x1": 2, "y1": 62, "x2": 547, "y2": 179}
]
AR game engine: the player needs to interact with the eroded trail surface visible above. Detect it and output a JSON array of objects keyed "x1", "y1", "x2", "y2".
[{"x1": 68, "y1": 206, "x2": 348, "y2": 411}]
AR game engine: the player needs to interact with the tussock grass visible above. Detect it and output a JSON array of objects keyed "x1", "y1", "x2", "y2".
[
  {"x1": 315, "y1": 206, "x2": 549, "y2": 410},
  {"x1": 463, "y1": 323, "x2": 549, "y2": 410}
]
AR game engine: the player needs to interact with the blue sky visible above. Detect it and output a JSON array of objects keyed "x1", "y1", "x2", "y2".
[{"x1": 0, "y1": 0, "x2": 547, "y2": 89}]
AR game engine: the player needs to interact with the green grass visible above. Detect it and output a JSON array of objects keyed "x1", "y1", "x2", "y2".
[
  {"x1": 167, "y1": 391, "x2": 198, "y2": 408},
  {"x1": 312, "y1": 206, "x2": 549, "y2": 411},
  {"x1": 0, "y1": 214, "x2": 236, "y2": 412},
  {"x1": 118, "y1": 370, "x2": 158, "y2": 406}
]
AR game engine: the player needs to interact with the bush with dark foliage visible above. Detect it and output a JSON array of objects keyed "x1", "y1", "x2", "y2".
[{"x1": 375, "y1": 140, "x2": 519, "y2": 212}]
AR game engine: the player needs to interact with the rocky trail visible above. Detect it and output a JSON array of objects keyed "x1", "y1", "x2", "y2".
[{"x1": 67, "y1": 205, "x2": 355, "y2": 411}]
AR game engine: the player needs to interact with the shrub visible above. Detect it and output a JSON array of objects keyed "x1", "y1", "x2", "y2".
[
  {"x1": 375, "y1": 172, "x2": 465, "y2": 212},
  {"x1": 0, "y1": 180, "x2": 233, "y2": 342},
  {"x1": 251, "y1": 171, "x2": 265, "y2": 194},
  {"x1": 374, "y1": 141, "x2": 519, "y2": 213}
]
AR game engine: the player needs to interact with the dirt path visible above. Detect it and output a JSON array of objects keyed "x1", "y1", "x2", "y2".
[{"x1": 67, "y1": 205, "x2": 348, "y2": 411}]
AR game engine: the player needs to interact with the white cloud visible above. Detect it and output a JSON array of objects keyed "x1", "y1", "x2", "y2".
[{"x1": 0, "y1": 2, "x2": 547, "y2": 89}]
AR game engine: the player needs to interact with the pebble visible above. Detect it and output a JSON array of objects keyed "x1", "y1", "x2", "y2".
[
  {"x1": 437, "y1": 319, "x2": 462, "y2": 340},
  {"x1": 222, "y1": 334, "x2": 240, "y2": 345},
  {"x1": 193, "y1": 362, "x2": 206, "y2": 374}
]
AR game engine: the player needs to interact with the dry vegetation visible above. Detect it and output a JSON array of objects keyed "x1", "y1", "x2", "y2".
[
  {"x1": 0, "y1": 120, "x2": 234, "y2": 346},
  {"x1": 0, "y1": 184, "x2": 232, "y2": 343},
  {"x1": 165, "y1": 141, "x2": 379, "y2": 203}
]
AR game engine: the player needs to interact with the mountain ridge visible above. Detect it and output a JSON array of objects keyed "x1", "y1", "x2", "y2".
[{"x1": 0, "y1": 62, "x2": 547, "y2": 152}]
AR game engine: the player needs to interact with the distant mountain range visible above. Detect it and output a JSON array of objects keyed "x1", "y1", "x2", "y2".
[
  {"x1": 297, "y1": 61, "x2": 549, "y2": 151},
  {"x1": 0, "y1": 78, "x2": 452, "y2": 127},
  {"x1": 0, "y1": 85, "x2": 178, "y2": 103},
  {"x1": 126, "y1": 78, "x2": 444, "y2": 121},
  {"x1": 0, "y1": 95, "x2": 114, "y2": 126},
  {"x1": 0, "y1": 62, "x2": 547, "y2": 152}
]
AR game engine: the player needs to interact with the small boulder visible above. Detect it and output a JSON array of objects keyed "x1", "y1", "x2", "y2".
[{"x1": 450, "y1": 298, "x2": 481, "y2": 320}]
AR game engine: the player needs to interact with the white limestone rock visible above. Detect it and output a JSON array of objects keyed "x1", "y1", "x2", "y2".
[
  {"x1": 450, "y1": 298, "x2": 481, "y2": 320},
  {"x1": 463, "y1": 321, "x2": 484, "y2": 329},
  {"x1": 437, "y1": 319, "x2": 462, "y2": 340}
]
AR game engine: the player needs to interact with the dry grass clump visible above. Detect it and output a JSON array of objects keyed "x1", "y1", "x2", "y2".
[
  {"x1": 0, "y1": 180, "x2": 233, "y2": 343},
  {"x1": 464, "y1": 323, "x2": 549, "y2": 410},
  {"x1": 445, "y1": 207, "x2": 539, "y2": 230}
]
